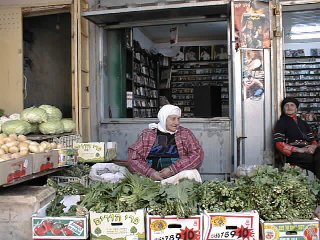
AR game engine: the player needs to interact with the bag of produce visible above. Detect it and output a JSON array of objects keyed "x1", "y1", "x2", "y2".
[
  {"x1": 39, "y1": 104, "x2": 63, "y2": 121},
  {"x1": 21, "y1": 106, "x2": 48, "y2": 123}
]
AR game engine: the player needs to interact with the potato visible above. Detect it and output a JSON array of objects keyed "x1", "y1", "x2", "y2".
[
  {"x1": 8, "y1": 133, "x2": 17, "y2": 141},
  {"x1": 5, "y1": 141, "x2": 19, "y2": 148},
  {"x1": 50, "y1": 142, "x2": 57, "y2": 149},
  {"x1": 1, "y1": 145, "x2": 8, "y2": 153},
  {"x1": 17, "y1": 135, "x2": 27, "y2": 142},
  {"x1": 39, "y1": 146, "x2": 45, "y2": 153},
  {"x1": 18, "y1": 142, "x2": 29, "y2": 149},
  {"x1": 19, "y1": 149, "x2": 29, "y2": 156},
  {"x1": 0, "y1": 133, "x2": 7, "y2": 139},
  {"x1": 9, "y1": 146, "x2": 19, "y2": 154},
  {"x1": 29, "y1": 145, "x2": 40, "y2": 153},
  {"x1": 3, "y1": 137, "x2": 12, "y2": 144},
  {"x1": 29, "y1": 141, "x2": 39, "y2": 146},
  {"x1": 1, "y1": 154, "x2": 11, "y2": 160},
  {"x1": 11, "y1": 152, "x2": 21, "y2": 159},
  {"x1": 0, "y1": 148, "x2": 5, "y2": 155},
  {"x1": 0, "y1": 138, "x2": 4, "y2": 145},
  {"x1": 57, "y1": 144, "x2": 63, "y2": 149}
]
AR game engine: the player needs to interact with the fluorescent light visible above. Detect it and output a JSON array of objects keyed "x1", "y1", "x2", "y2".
[
  {"x1": 291, "y1": 24, "x2": 320, "y2": 33},
  {"x1": 290, "y1": 32, "x2": 320, "y2": 39}
]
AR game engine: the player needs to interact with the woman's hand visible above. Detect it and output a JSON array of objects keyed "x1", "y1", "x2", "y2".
[
  {"x1": 159, "y1": 168, "x2": 174, "y2": 179},
  {"x1": 305, "y1": 145, "x2": 317, "y2": 154},
  {"x1": 150, "y1": 171, "x2": 164, "y2": 181}
]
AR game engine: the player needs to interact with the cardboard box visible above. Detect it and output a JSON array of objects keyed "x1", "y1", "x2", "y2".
[
  {"x1": 32, "y1": 150, "x2": 59, "y2": 173},
  {"x1": 0, "y1": 155, "x2": 33, "y2": 185},
  {"x1": 262, "y1": 219, "x2": 319, "y2": 240},
  {"x1": 57, "y1": 148, "x2": 78, "y2": 167},
  {"x1": 74, "y1": 142, "x2": 117, "y2": 162},
  {"x1": 147, "y1": 214, "x2": 202, "y2": 240},
  {"x1": 0, "y1": 185, "x2": 55, "y2": 240},
  {"x1": 32, "y1": 197, "x2": 89, "y2": 239},
  {"x1": 90, "y1": 209, "x2": 145, "y2": 240},
  {"x1": 203, "y1": 211, "x2": 260, "y2": 240}
]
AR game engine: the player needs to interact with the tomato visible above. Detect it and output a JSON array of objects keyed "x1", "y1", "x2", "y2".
[
  {"x1": 42, "y1": 220, "x2": 53, "y2": 232},
  {"x1": 34, "y1": 225, "x2": 47, "y2": 236},
  {"x1": 51, "y1": 228, "x2": 63, "y2": 235}
]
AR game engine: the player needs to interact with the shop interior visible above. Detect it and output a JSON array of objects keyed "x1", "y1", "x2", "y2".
[
  {"x1": 23, "y1": 13, "x2": 72, "y2": 118},
  {"x1": 282, "y1": 5, "x2": 320, "y2": 138},
  {"x1": 113, "y1": 20, "x2": 229, "y2": 119}
]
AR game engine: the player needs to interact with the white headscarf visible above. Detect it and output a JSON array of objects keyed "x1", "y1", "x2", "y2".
[{"x1": 149, "y1": 104, "x2": 181, "y2": 134}]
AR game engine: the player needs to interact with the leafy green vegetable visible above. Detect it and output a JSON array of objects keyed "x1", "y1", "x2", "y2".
[
  {"x1": 39, "y1": 104, "x2": 62, "y2": 121},
  {"x1": 1, "y1": 119, "x2": 32, "y2": 135},
  {"x1": 21, "y1": 106, "x2": 48, "y2": 123}
]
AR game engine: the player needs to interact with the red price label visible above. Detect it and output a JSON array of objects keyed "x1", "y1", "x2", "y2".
[
  {"x1": 179, "y1": 227, "x2": 200, "y2": 240},
  {"x1": 235, "y1": 225, "x2": 254, "y2": 240}
]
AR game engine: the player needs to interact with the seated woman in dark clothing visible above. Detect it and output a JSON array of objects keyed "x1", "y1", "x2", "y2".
[
  {"x1": 273, "y1": 97, "x2": 320, "y2": 178},
  {"x1": 128, "y1": 104, "x2": 204, "y2": 181}
]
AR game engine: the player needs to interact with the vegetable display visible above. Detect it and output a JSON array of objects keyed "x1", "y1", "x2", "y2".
[{"x1": 46, "y1": 165, "x2": 320, "y2": 222}]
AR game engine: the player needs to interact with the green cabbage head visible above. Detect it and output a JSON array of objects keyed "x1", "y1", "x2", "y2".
[
  {"x1": 61, "y1": 118, "x2": 76, "y2": 133},
  {"x1": 2, "y1": 120, "x2": 32, "y2": 135},
  {"x1": 21, "y1": 107, "x2": 48, "y2": 123},
  {"x1": 39, "y1": 121, "x2": 64, "y2": 135},
  {"x1": 39, "y1": 105, "x2": 63, "y2": 121}
]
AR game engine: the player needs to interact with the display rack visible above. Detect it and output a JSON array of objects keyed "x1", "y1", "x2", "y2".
[
  {"x1": 130, "y1": 41, "x2": 159, "y2": 118},
  {"x1": 170, "y1": 60, "x2": 228, "y2": 117},
  {"x1": 284, "y1": 56, "x2": 320, "y2": 137}
]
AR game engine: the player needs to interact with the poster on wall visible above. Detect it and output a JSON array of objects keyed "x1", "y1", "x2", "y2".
[
  {"x1": 184, "y1": 46, "x2": 199, "y2": 61},
  {"x1": 172, "y1": 46, "x2": 184, "y2": 61},
  {"x1": 199, "y1": 46, "x2": 212, "y2": 60},
  {"x1": 234, "y1": 1, "x2": 270, "y2": 49},
  {"x1": 213, "y1": 45, "x2": 228, "y2": 60},
  {"x1": 242, "y1": 49, "x2": 264, "y2": 100}
]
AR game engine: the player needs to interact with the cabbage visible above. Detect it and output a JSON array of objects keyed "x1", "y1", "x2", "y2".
[
  {"x1": 39, "y1": 121, "x2": 64, "y2": 135},
  {"x1": 39, "y1": 105, "x2": 62, "y2": 121},
  {"x1": 1, "y1": 120, "x2": 32, "y2": 135},
  {"x1": 30, "y1": 123, "x2": 40, "y2": 133},
  {"x1": 21, "y1": 107, "x2": 48, "y2": 123},
  {"x1": 61, "y1": 118, "x2": 76, "y2": 133}
]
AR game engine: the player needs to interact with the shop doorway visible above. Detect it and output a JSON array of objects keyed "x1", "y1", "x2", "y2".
[
  {"x1": 282, "y1": 4, "x2": 320, "y2": 140},
  {"x1": 23, "y1": 13, "x2": 72, "y2": 117}
]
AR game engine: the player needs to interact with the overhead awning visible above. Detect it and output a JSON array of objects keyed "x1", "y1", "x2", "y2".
[{"x1": 82, "y1": 1, "x2": 230, "y2": 27}]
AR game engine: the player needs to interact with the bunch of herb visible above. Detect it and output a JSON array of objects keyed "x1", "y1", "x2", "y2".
[
  {"x1": 149, "y1": 179, "x2": 200, "y2": 218},
  {"x1": 237, "y1": 165, "x2": 320, "y2": 221},
  {"x1": 115, "y1": 173, "x2": 161, "y2": 212},
  {"x1": 79, "y1": 181, "x2": 120, "y2": 213},
  {"x1": 198, "y1": 180, "x2": 248, "y2": 213},
  {"x1": 60, "y1": 164, "x2": 91, "y2": 177},
  {"x1": 47, "y1": 178, "x2": 89, "y2": 196}
]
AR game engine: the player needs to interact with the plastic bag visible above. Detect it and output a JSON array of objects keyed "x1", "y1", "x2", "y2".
[
  {"x1": 161, "y1": 169, "x2": 202, "y2": 185},
  {"x1": 89, "y1": 163, "x2": 128, "y2": 183},
  {"x1": 235, "y1": 164, "x2": 258, "y2": 177}
]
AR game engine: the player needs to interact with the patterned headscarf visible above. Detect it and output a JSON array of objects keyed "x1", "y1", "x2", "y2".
[{"x1": 149, "y1": 104, "x2": 181, "y2": 134}]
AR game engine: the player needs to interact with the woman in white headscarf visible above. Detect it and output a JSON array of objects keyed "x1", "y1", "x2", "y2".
[{"x1": 128, "y1": 104, "x2": 204, "y2": 181}]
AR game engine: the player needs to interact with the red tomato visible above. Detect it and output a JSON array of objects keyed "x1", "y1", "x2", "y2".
[
  {"x1": 42, "y1": 220, "x2": 53, "y2": 232},
  {"x1": 51, "y1": 228, "x2": 63, "y2": 236},
  {"x1": 34, "y1": 225, "x2": 46, "y2": 236}
]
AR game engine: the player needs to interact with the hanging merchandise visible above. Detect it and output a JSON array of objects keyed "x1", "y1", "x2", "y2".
[
  {"x1": 234, "y1": 0, "x2": 271, "y2": 50},
  {"x1": 170, "y1": 26, "x2": 178, "y2": 44}
]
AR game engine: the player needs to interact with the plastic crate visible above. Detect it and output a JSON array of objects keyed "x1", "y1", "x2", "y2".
[
  {"x1": 49, "y1": 175, "x2": 89, "y2": 187},
  {"x1": 52, "y1": 134, "x2": 82, "y2": 148}
]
